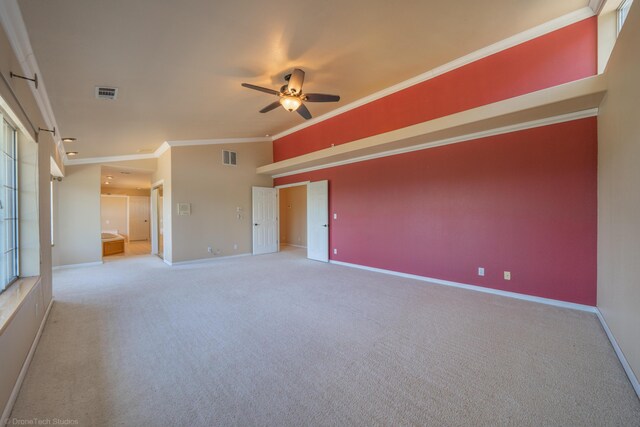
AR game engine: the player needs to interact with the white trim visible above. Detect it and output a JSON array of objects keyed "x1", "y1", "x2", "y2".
[
  {"x1": 52, "y1": 261, "x2": 103, "y2": 270},
  {"x1": 329, "y1": 260, "x2": 597, "y2": 313},
  {"x1": 272, "y1": 7, "x2": 595, "y2": 141},
  {"x1": 49, "y1": 156, "x2": 63, "y2": 177},
  {"x1": 151, "y1": 179, "x2": 165, "y2": 189},
  {"x1": 595, "y1": 309, "x2": 640, "y2": 398},
  {"x1": 169, "y1": 253, "x2": 252, "y2": 266},
  {"x1": 1, "y1": 298, "x2": 53, "y2": 426},
  {"x1": 166, "y1": 137, "x2": 271, "y2": 147},
  {"x1": 0, "y1": 0, "x2": 65, "y2": 161},
  {"x1": 64, "y1": 137, "x2": 272, "y2": 165},
  {"x1": 272, "y1": 109, "x2": 599, "y2": 178},
  {"x1": 590, "y1": 0, "x2": 608, "y2": 14},
  {"x1": 0, "y1": 93, "x2": 35, "y2": 144},
  {"x1": 163, "y1": 258, "x2": 172, "y2": 266},
  {"x1": 332, "y1": 258, "x2": 639, "y2": 397},
  {"x1": 154, "y1": 142, "x2": 170, "y2": 157},
  {"x1": 65, "y1": 152, "x2": 157, "y2": 166},
  {"x1": 275, "y1": 181, "x2": 310, "y2": 189}
]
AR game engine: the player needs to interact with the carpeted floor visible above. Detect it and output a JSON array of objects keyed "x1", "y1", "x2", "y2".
[{"x1": 9, "y1": 248, "x2": 640, "y2": 426}]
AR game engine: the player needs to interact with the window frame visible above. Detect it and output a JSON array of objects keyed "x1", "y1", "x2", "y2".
[
  {"x1": 617, "y1": 0, "x2": 634, "y2": 35},
  {"x1": 0, "y1": 116, "x2": 19, "y2": 293}
]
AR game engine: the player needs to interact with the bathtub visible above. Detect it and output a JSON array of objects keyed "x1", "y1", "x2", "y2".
[{"x1": 102, "y1": 231, "x2": 125, "y2": 256}]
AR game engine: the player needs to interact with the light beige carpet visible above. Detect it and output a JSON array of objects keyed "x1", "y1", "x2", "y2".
[{"x1": 9, "y1": 248, "x2": 640, "y2": 426}]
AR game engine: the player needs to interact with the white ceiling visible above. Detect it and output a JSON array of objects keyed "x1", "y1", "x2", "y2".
[{"x1": 18, "y1": 0, "x2": 589, "y2": 159}]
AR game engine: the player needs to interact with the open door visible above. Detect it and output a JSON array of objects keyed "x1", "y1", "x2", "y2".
[
  {"x1": 252, "y1": 187, "x2": 278, "y2": 255},
  {"x1": 307, "y1": 180, "x2": 329, "y2": 262}
]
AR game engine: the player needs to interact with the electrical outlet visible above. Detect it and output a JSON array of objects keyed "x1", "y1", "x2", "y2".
[
  {"x1": 504, "y1": 271, "x2": 511, "y2": 280},
  {"x1": 333, "y1": 213, "x2": 338, "y2": 219},
  {"x1": 233, "y1": 244, "x2": 238, "y2": 250},
  {"x1": 207, "y1": 247, "x2": 213, "y2": 253},
  {"x1": 333, "y1": 248, "x2": 338, "y2": 255},
  {"x1": 478, "y1": 267, "x2": 485, "y2": 276}
]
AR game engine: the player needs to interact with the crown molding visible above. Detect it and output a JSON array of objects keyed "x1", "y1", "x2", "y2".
[
  {"x1": 166, "y1": 137, "x2": 271, "y2": 147},
  {"x1": 272, "y1": 7, "x2": 595, "y2": 141},
  {"x1": 589, "y1": 0, "x2": 608, "y2": 14},
  {"x1": 0, "y1": 0, "x2": 66, "y2": 162},
  {"x1": 64, "y1": 137, "x2": 272, "y2": 165},
  {"x1": 271, "y1": 109, "x2": 599, "y2": 179},
  {"x1": 154, "y1": 142, "x2": 171, "y2": 157},
  {"x1": 65, "y1": 153, "x2": 156, "y2": 166}
]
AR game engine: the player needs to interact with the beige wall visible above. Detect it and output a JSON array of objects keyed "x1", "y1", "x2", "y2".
[
  {"x1": 279, "y1": 185, "x2": 307, "y2": 247},
  {"x1": 152, "y1": 150, "x2": 172, "y2": 263},
  {"x1": 0, "y1": 20, "x2": 54, "y2": 421},
  {"x1": 170, "y1": 142, "x2": 272, "y2": 263},
  {"x1": 53, "y1": 165, "x2": 102, "y2": 266},
  {"x1": 100, "y1": 196, "x2": 128, "y2": 237},
  {"x1": 597, "y1": 1, "x2": 640, "y2": 386}
]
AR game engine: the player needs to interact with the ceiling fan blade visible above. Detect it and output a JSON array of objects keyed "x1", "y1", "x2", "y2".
[
  {"x1": 296, "y1": 103, "x2": 312, "y2": 120},
  {"x1": 259, "y1": 101, "x2": 281, "y2": 113},
  {"x1": 287, "y1": 69, "x2": 305, "y2": 95},
  {"x1": 304, "y1": 93, "x2": 340, "y2": 103},
  {"x1": 241, "y1": 83, "x2": 280, "y2": 96}
]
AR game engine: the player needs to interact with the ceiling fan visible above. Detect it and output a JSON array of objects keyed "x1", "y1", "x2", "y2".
[{"x1": 241, "y1": 69, "x2": 340, "y2": 120}]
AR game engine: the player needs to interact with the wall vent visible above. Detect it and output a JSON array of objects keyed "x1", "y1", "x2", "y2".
[
  {"x1": 95, "y1": 86, "x2": 118, "y2": 100},
  {"x1": 223, "y1": 150, "x2": 237, "y2": 166}
]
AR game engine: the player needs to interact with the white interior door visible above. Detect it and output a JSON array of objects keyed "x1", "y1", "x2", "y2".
[
  {"x1": 307, "y1": 180, "x2": 329, "y2": 262},
  {"x1": 252, "y1": 187, "x2": 278, "y2": 255},
  {"x1": 129, "y1": 196, "x2": 150, "y2": 241}
]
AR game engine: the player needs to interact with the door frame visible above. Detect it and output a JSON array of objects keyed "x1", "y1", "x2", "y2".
[
  {"x1": 150, "y1": 180, "x2": 164, "y2": 259},
  {"x1": 275, "y1": 181, "x2": 311, "y2": 255}
]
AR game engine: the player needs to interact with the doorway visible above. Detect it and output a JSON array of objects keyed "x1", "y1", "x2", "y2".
[
  {"x1": 100, "y1": 194, "x2": 151, "y2": 258},
  {"x1": 252, "y1": 180, "x2": 328, "y2": 262},
  {"x1": 278, "y1": 184, "x2": 307, "y2": 250}
]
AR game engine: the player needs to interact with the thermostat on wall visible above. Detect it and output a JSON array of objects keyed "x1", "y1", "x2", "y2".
[{"x1": 177, "y1": 203, "x2": 191, "y2": 216}]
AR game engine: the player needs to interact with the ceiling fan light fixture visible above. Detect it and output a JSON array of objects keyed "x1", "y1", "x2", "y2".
[{"x1": 280, "y1": 96, "x2": 301, "y2": 112}]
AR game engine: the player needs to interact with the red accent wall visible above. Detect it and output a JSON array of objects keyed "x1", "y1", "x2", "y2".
[
  {"x1": 275, "y1": 118, "x2": 597, "y2": 305},
  {"x1": 274, "y1": 17, "x2": 597, "y2": 162}
]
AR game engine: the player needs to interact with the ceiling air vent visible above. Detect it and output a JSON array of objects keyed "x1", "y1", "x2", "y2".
[
  {"x1": 223, "y1": 150, "x2": 237, "y2": 166},
  {"x1": 95, "y1": 86, "x2": 118, "y2": 100}
]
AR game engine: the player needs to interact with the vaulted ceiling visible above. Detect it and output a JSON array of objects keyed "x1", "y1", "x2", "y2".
[{"x1": 19, "y1": 0, "x2": 589, "y2": 159}]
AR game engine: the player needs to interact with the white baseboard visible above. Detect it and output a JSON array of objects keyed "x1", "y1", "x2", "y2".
[
  {"x1": 170, "y1": 253, "x2": 251, "y2": 266},
  {"x1": 329, "y1": 260, "x2": 640, "y2": 399},
  {"x1": 52, "y1": 261, "x2": 103, "y2": 270},
  {"x1": 1, "y1": 298, "x2": 54, "y2": 425},
  {"x1": 329, "y1": 260, "x2": 597, "y2": 313},
  {"x1": 281, "y1": 243, "x2": 307, "y2": 249},
  {"x1": 595, "y1": 309, "x2": 640, "y2": 398}
]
